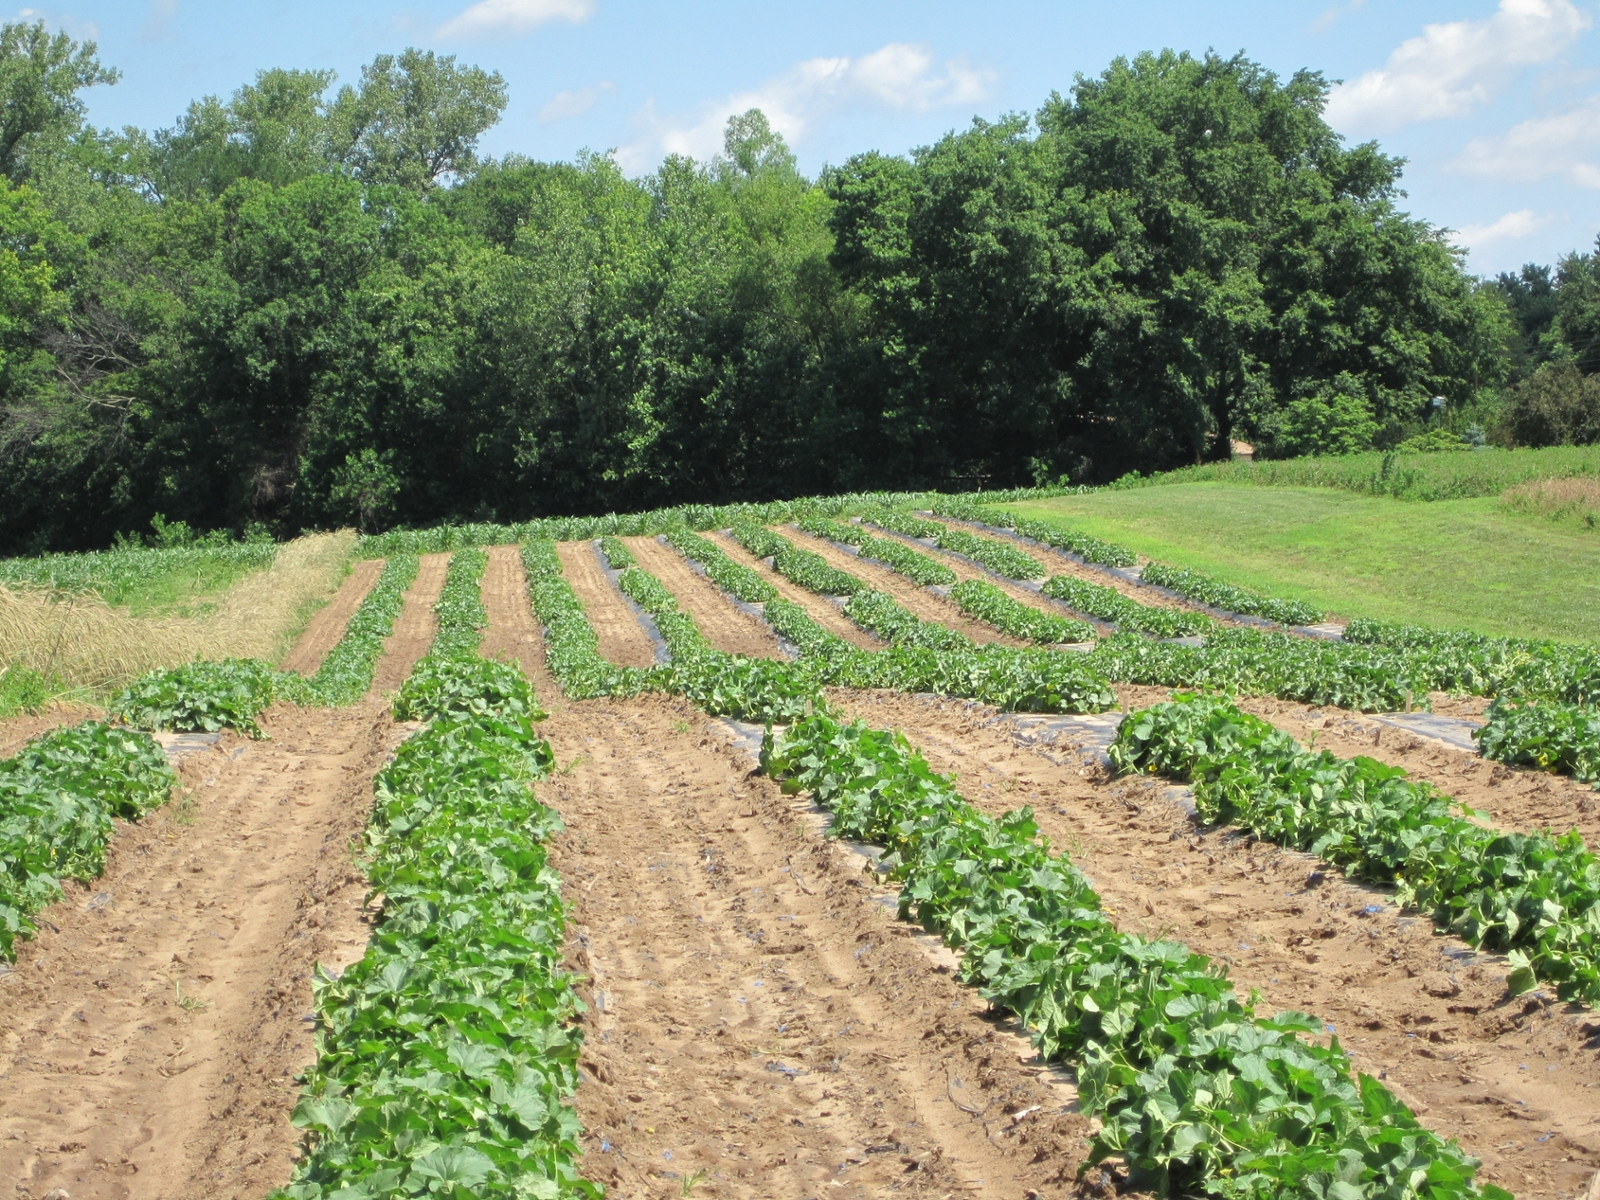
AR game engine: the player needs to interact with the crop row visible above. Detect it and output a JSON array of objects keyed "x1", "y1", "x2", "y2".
[
  {"x1": 729, "y1": 522, "x2": 863, "y2": 595},
  {"x1": 1476, "y1": 700, "x2": 1600, "y2": 785},
  {"x1": 1138, "y1": 562, "x2": 1324, "y2": 626},
  {"x1": 1344, "y1": 618, "x2": 1600, "y2": 707},
  {"x1": 928, "y1": 497, "x2": 1139, "y2": 568},
  {"x1": 1111, "y1": 692, "x2": 1600, "y2": 1002},
  {"x1": 309, "y1": 555, "x2": 422, "y2": 705},
  {"x1": 793, "y1": 516, "x2": 957, "y2": 587},
  {"x1": 763, "y1": 714, "x2": 1500, "y2": 1200},
  {"x1": 1040, "y1": 573, "x2": 1213, "y2": 638},
  {"x1": 597, "y1": 536, "x2": 634, "y2": 569},
  {"x1": 275, "y1": 582, "x2": 589, "y2": 1198},
  {"x1": 863, "y1": 507, "x2": 1046, "y2": 580},
  {"x1": 520, "y1": 541, "x2": 660, "y2": 699},
  {"x1": 949, "y1": 578, "x2": 1094, "y2": 644},
  {"x1": 0, "y1": 721, "x2": 175, "y2": 959},
  {"x1": 661, "y1": 529, "x2": 777, "y2": 603}
]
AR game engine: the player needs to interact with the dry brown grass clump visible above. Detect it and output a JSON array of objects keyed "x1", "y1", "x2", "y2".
[
  {"x1": 0, "y1": 530, "x2": 355, "y2": 693},
  {"x1": 1499, "y1": 475, "x2": 1600, "y2": 530}
]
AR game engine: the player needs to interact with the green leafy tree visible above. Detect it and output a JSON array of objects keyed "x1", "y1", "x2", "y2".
[
  {"x1": 327, "y1": 49, "x2": 507, "y2": 191},
  {"x1": 0, "y1": 21, "x2": 117, "y2": 184}
]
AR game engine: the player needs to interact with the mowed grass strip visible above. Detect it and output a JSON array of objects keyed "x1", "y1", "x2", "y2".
[{"x1": 1010, "y1": 484, "x2": 1600, "y2": 644}]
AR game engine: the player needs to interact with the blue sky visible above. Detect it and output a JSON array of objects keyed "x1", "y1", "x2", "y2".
[{"x1": 17, "y1": 0, "x2": 1600, "y2": 276}]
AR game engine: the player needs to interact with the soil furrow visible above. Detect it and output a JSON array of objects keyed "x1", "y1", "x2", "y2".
[
  {"x1": 784, "y1": 527, "x2": 1026, "y2": 647},
  {"x1": 541, "y1": 696, "x2": 1085, "y2": 1198},
  {"x1": 369, "y1": 551, "x2": 450, "y2": 695},
  {"x1": 0, "y1": 708, "x2": 97, "y2": 760},
  {"x1": 478, "y1": 544, "x2": 565, "y2": 710},
  {"x1": 555, "y1": 541, "x2": 659, "y2": 668},
  {"x1": 622, "y1": 536, "x2": 784, "y2": 659},
  {"x1": 707, "y1": 532, "x2": 883, "y2": 650},
  {"x1": 279, "y1": 557, "x2": 385, "y2": 677},
  {"x1": 830, "y1": 689, "x2": 1600, "y2": 1199},
  {"x1": 0, "y1": 699, "x2": 398, "y2": 1200}
]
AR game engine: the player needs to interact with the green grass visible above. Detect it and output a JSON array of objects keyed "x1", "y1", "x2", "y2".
[
  {"x1": 1010, "y1": 484, "x2": 1600, "y2": 644},
  {"x1": 0, "y1": 543, "x2": 277, "y2": 616},
  {"x1": 1111, "y1": 445, "x2": 1600, "y2": 502}
]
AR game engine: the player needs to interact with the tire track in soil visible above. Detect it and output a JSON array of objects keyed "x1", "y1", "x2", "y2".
[
  {"x1": 0, "y1": 699, "x2": 401, "y2": 1200},
  {"x1": 830, "y1": 689, "x2": 1600, "y2": 1199},
  {"x1": 622, "y1": 536, "x2": 783, "y2": 659},
  {"x1": 555, "y1": 541, "x2": 659, "y2": 668},
  {"x1": 541, "y1": 696, "x2": 1086, "y2": 1199},
  {"x1": 368, "y1": 551, "x2": 450, "y2": 695},
  {"x1": 278, "y1": 557, "x2": 385, "y2": 677},
  {"x1": 786, "y1": 527, "x2": 1027, "y2": 647},
  {"x1": 478, "y1": 544, "x2": 565, "y2": 709},
  {"x1": 707, "y1": 532, "x2": 882, "y2": 651}
]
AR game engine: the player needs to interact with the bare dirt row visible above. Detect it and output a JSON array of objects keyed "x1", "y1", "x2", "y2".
[
  {"x1": 621, "y1": 536, "x2": 784, "y2": 659},
  {"x1": 0, "y1": 552, "x2": 453, "y2": 1200},
  {"x1": 556, "y1": 540, "x2": 660, "y2": 667},
  {"x1": 369, "y1": 551, "x2": 450, "y2": 694},
  {"x1": 544, "y1": 695, "x2": 1084, "y2": 1198},
  {"x1": 277, "y1": 557, "x2": 385, "y2": 676}
]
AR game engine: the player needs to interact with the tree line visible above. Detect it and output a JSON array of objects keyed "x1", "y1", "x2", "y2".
[{"x1": 0, "y1": 21, "x2": 1594, "y2": 551}]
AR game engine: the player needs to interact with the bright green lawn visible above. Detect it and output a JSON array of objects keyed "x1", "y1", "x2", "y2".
[{"x1": 1010, "y1": 484, "x2": 1600, "y2": 644}]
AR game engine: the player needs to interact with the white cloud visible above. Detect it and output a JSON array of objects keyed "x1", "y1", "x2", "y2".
[
  {"x1": 1311, "y1": 0, "x2": 1366, "y2": 35},
  {"x1": 1324, "y1": 0, "x2": 1590, "y2": 132},
  {"x1": 435, "y1": 0, "x2": 593, "y2": 41},
  {"x1": 140, "y1": 0, "x2": 176, "y2": 41},
  {"x1": 1455, "y1": 208, "x2": 1558, "y2": 248},
  {"x1": 540, "y1": 80, "x2": 614, "y2": 123},
  {"x1": 1453, "y1": 94, "x2": 1600, "y2": 186},
  {"x1": 620, "y1": 43, "x2": 992, "y2": 171}
]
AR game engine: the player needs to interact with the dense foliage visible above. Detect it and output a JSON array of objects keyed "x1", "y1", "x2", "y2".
[
  {"x1": 0, "y1": 719, "x2": 173, "y2": 957},
  {"x1": 111, "y1": 656, "x2": 308, "y2": 737},
  {"x1": 0, "y1": 22, "x2": 1534, "y2": 553},
  {"x1": 1140, "y1": 562, "x2": 1323, "y2": 625},
  {"x1": 1476, "y1": 700, "x2": 1600, "y2": 786}
]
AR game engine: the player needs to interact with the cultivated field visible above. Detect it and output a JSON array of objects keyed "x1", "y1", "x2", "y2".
[{"x1": 2, "y1": 491, "x2": 1599, "y2": 1200}]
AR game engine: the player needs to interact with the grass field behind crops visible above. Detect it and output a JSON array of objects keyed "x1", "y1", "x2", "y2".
[{"x1": 1012, "y1": 484, "x2": 1600, "y2": 643}]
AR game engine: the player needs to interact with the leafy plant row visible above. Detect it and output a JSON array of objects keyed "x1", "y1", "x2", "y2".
[
  {"x1": 0, "y1": 721, "x2": 174, "y2": 958},
  {"x1": 520, "y1": 541, "x2": 660, "y2": 700},
  {"x1": 922, "y1": 497, "x2": 1138, "y2": 568},
  {"x1": 949, "y1": 578, "x2": 1095, "y2": 644},
  {"x1": 843, "y1": 589, "x2": 972, "y2": 652},
  {"x1": 763, "y1": 714, "x2": 1501, "y2": 1200},
  {"x1": 728, "y1": 522, "x2": 863, "y2": 595},
  {"x1": 1040, "y1": 573, "x2": 1214, "y2": 638},
  {"x1": 309, "y1": 554, "x2": 423, "y2": 705},
  {"x1": 1138, "y1": 562, "x2": 1324, "y2": 626},
  {"x1": 1110, "y1": 692, "x2": 1600, "y2": 1002},
  {"x1": 863, "y1": 508, "x2": 1046, "y2": 580},
  {"x1": 1476, "y1": 700, "x2": 1600, "y2": 785},
  {"x1": 661, "y1": 529, "x2": 777, "y2": 603},
  {"x1": 275, "y1": 616, "x2": 590, "y2": 1198},
  {"x1": 597, "y1": 536, "x2": 634, "y2": 569},
  {"x1": 793, "y1": 516, "x2": 957, "y2": 586},
  {"x1": 1344, "y1": 619, "x2": 1600, "y2": 707}
]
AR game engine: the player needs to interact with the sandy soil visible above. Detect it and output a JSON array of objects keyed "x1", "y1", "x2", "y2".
[
  {"x1": 783, "y1": 527, "x2": 1026, "y2": 648},
  {"x1": 0, "y1": 699, "x2": 400, "y2": 1200},
  {"x1": 369, "y1": 552, "x2": 450, "y2": 695},
  {"x1": 556, "y1": 541, "x2": 659, "y2": 668},
  {"x1": 478, "y1": 544, "x2": 565, "y2": 710},
  {"x1": 708, "y1": 533, "x2": 883, "y2": 651},
  {"x1": 831, "y1": 690, "x2": 1600, "y2": 1200},
  {"x1": 622, "y1": 537, "x2": 784, "y2": 659},
  {"x1": 541, "y1": 695, "x2": 1089, "y2": 1199},
  {"x1": 278, "y1": 558, "x2": 385, "y2": 677}
]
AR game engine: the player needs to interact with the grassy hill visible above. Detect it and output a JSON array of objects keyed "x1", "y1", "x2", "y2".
[{"x1": 1011, "y1": 483, "x2": 1600, "y2": 643}]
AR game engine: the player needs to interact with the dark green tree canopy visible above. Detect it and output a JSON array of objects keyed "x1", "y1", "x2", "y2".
[{"x1": 0, "y1": 20, "x2": 118, "y2": 183}]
